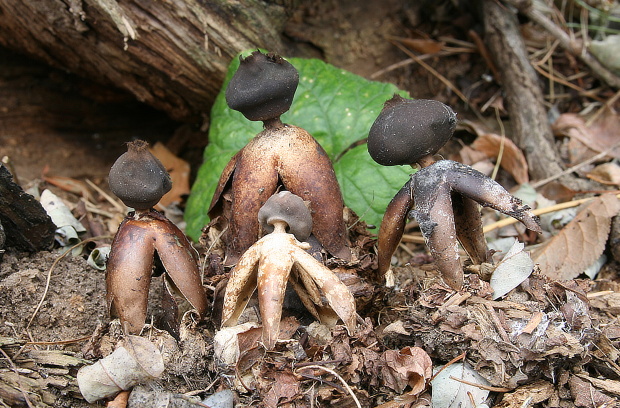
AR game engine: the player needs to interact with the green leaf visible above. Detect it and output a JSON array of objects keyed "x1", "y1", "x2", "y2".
[
  {"x1": 334, "y1": 145, "x2": 412, "y2": 228},
  {"x1": 185, "y1": 52, "x2": 411, "y2": 240}
]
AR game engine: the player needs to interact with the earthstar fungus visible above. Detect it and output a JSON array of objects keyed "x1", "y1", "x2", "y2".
[
  {"x1": 368, "y1": 96, "x2": 542, "y2": 290},
  {"x1": 221, "y1": 191, "x2": 357, "y2": 349},
  {"x1": 209, "y1": 51, "x2": 351, "y2": 266},
  {"x1": 106, "y1": 140, "x2": 207, "y2": 334}
]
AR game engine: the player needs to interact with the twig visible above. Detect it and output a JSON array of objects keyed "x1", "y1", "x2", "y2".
[
  {"x1": 26, "y1": 236, "x2": 112, "y2": 330},
  {"x1": 532, "y1": 63, "x2": 595, "y2": 97},
  {"x1": 430, "y1": 351, "x2": 466, "y2": 381},
  {"x1": 449, "y1": 375, "x2": 512, "y2": 392},
  {"x1": 85, "y1": 178, "x2": 126, "y2": 213},
  {"x1": 485, "y1": 303, "x2": 510, "y2": 343},
  {"x1": 295, "y1": 359, "x2": 347, "y2": 368},
  {"x1": 491, "y1": 107, "x2": 506, "y2": 181},
  {"x1": 586, "y1": 89, "x2": 620, "y2": 126},
  {"x1": 390, "y1": 40, "x2": 471, "y2": 107},
  {"x1": 295, "y1": 365, "x2": 362, "y2": 408},
  {"x1": 506, "y1": 0, "x2": 620, "y2": 89},
  {"x1": 483, "y1": 192, "x2": 620, "y2": 233},
  {"x1": 0, "y1": 347, "x2": 35, "y2": 408},
  {"x1": 531, "y1": 142, "x2": 620, "y2": 188},
  {"x1": 401, "y1": 234, "x2": 425, "y2": 244},
  {"x1": 25, "y1": 335, "x2": 92, "y2": 345}
]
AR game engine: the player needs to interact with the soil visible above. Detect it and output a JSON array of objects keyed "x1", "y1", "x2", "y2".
[{"x1": 1, "y1": 1, "x2": 620, "y2": 407}]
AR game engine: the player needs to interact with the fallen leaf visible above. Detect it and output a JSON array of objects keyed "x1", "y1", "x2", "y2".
[
  {"x1": 552, "y1": 111, "x2": 620, "y2": 164},
  {"x1": 495, "y1": 380, "x2": 554, "y2": 407},
  {"x1": 490, "y1": 239, "x2": 534, "y2": 299},
  {"x1": 569, "y1": 375, "x2": 615, "y2": 408},
  {"x1": 538, "y1": 182, "x2": 578, "y2": 203},
  {"x1": 263, "y1": 370, "x2": 300, "y2": 408},
  {"x1": 431, "y1": 362, "x2": 490, "y2": 408},
  {"x1": 471, "y1": 133, "x2": 529, "y2": 184},
  {"x1": 149, "y1": 142, "x2": 190, "y2": 208},
  {"x1": 381, "y1": 346, "x2": 432, "y2": 395},
  {"x1": 533, "y1": 194, "x2": 620, "y2": 280},
  {"x1": 400, "y1": 37, "x2": 445, "y2": 54},
  {"x1": 587, "y1": 162, "x2": 620, "y2": 186},
  {"x1": 451, "y1": 145, "x2": 489, "y2": 167},
  {"x1": 577, "y1": 373, "x2": 620, "y2": 396},
  {"x1": 42, "y1": 172, "x2": 92, "y2": 201}
]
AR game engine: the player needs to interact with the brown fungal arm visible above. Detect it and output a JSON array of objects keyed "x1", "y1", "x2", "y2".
[
  {"x1": 452, "y1": 194, "x2": 492, "y2": 264},
  {"x1": 277, "y1": 126, "x2": 351, "y2": 261},
  {"x1": 106, "y1": 217, "x2": 156, "y2": 334},
  {"x1": 410, "y1": 181, "x2": 464, "y2": 290},
  {"x1": 444, "y1": 161, "x2": 542, "y2": 233},
  {"x1": 226, "y1": 139, "x2": 280, "y2": 266},
  {"x1": 208, "y1": 150, "x2": 241, "y2": 216},
  {"x1": 377, "y1": 179, "x2": 414, "y2": 275},
  {"x1": 150, "y1": 211, "x2": 208, "y2": 318}
]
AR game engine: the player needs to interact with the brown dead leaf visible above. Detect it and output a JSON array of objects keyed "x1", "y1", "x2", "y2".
[
  {"x1": 400, "y1": 38, "x2": 445, "y2": 54},
  {"x1": 577, "y1": 374, "x2": 620, "y2": 396},
  {"x1": 42, "y1": 170, "x2": 92, "y2": 201},
  {"x1": 263, "y1": 370, "x2": 300, "y2": 408},
  {"x1": 149, "y1": 142, "x2": 190, "y2": 208},
  {"x1": 495, "y1": 380, "x2": 554, "y2": 407},
  {"x1": 375, "y1": 392, "x2": 431, "y2": 408},
  {"x1": 539, "y1": 182, "x2": 578, "y2": 203},
  {"x1": 589, "y1": 292, "x2": 620, "y2": 315},
  {"x1": 106, "y1": 390, "x2": 130, "y2": 408},
  {"x1": 381, "y1": 346, "x2": 432, "y2": 395},
  {"x1": 552, "y1": 111, "x2": 620, "y2": 164},
  {"x1": 569, "y1": 375, "x2": 615, "y2": 407},
  {"x1": 587, "y1": 162, "x2": 620, "y2": 186},
  {"x1": 471, "y1": 133, "x2": 529, "y2": 184},
  {"x1": 533, "y1": 194, "x2": 620, "y2": 280}
]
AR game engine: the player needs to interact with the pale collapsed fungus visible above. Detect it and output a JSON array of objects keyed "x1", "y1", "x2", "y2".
[{"x1": 221, "y1": 191, "x2": 357, "y2": 349}]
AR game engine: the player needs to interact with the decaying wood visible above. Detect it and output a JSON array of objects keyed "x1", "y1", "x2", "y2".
[
  {"x1": 0, "y1": 0, "x2": 300, "y2": 121},
  {"x1": 482, "y1": 0, "x2": 565, "y2": 181},
  {"x1": 0, "y1": 165, "x2": 56, "y2": 252}
]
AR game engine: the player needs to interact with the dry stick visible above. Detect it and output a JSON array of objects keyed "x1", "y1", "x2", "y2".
[
  {"x1": 26, "y1": 236, "x2": 113, "y2": 330},
  {"x1": 586, "y1": 89, "x2": 620, "y2": 126},
  {"x1": 448, "y1": 375, "x2": 512, "y2": 392},
  {"x1": 25, "y1": 335, "x2": 92, "y2": 346},
  {"x1": 430, "y1": 352, "x2": 467, "y2": 381},
  {"x1": 532, "y1": 63, "x2": 592, "y2": 97},
  {"x1": 390, "y1": 41, "x2": 471, "y2": 107},
  {"x1": 531, "y1": 142, "x2": 620, "y2": 189},
  {"x1": 85, "y1": 178, "x2": 126, "y2": 213},
  {"x1": 483, "y1": 192, "x2": 620, "y2": 233},
  {"x1": 370, "y1": 50, "x2": 471, "y2": 79},
  {"x1": 0, "y1": 347, "x2": 35, "y2": 408},
  {"x1": 295, "y1": 365, "x2": 362, "y2": 408},
  {"x1": 506, "y1": 0, "x2": 620, "y2": 89},
  {"x1": 490, "y1": 107, "x2": 506, "y2": 181}
]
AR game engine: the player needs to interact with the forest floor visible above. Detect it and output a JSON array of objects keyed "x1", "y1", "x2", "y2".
[{"x1": 1, "y1": 0, "x2": 620, "y2": 407}]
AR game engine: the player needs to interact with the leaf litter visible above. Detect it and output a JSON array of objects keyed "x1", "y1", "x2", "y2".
[
  {"x1": 3, "y1": 7, "x2": 620, "y2": 407},
  {"x1": 4, "y1": 139, "x2": 620, "y2": 407}
]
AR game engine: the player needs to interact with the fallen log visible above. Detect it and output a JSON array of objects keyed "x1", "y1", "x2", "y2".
[{"x1": 0, "y1": 0, "x2": 299, "y2": 121}]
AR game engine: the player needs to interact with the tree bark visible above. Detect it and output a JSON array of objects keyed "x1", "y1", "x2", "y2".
[
  {"x1": 482, "y1": 0, "x2": 565, "y2": 181},
  {"x1": 0, "y1": 0, "x2": 299, "y2": 122}
]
